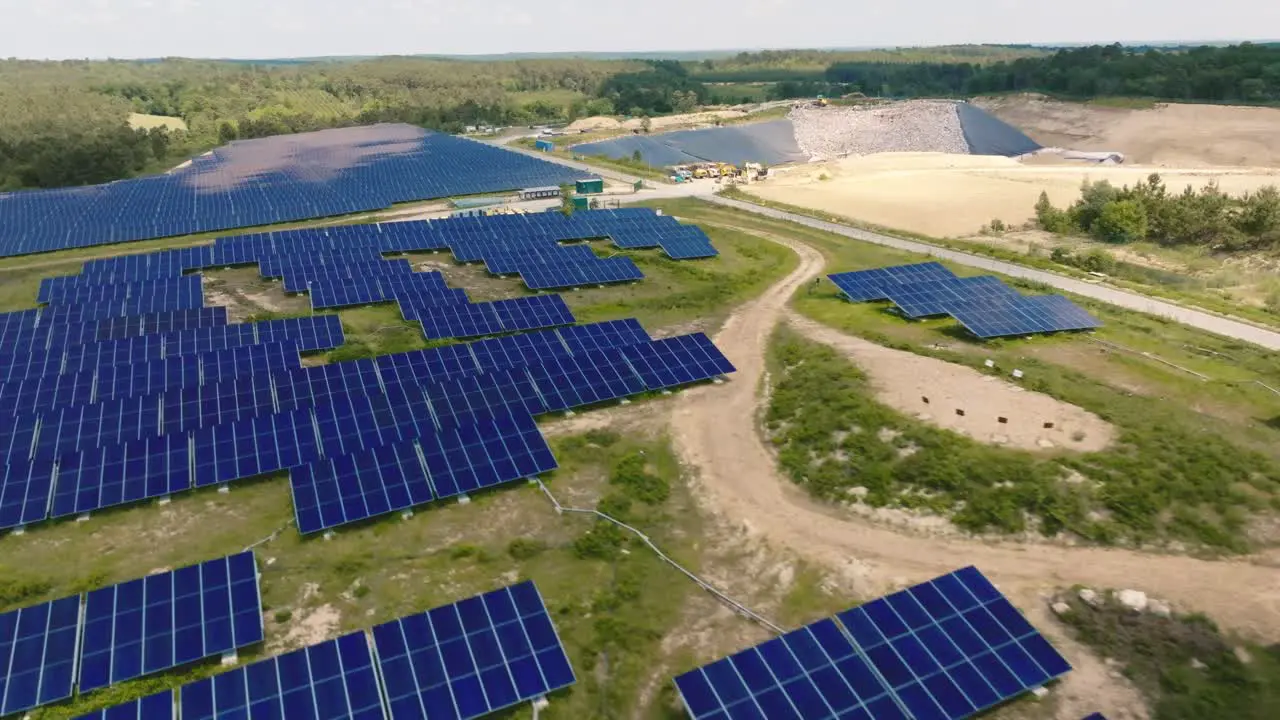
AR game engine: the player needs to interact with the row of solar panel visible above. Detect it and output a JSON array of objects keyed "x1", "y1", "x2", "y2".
[
  {"x1": 0, "y1": 341, "x2": 300, "y2": 417},
  {"x1": 0, "y1": 307, "x2": 229, "y2": 352},
  {"x1": 61, "y1": 209, "x2": 710, "y2": 288},
  {"x1": 827, "y1": 263, "x2": 1101, "y2": 339},
  {"x1": 0, "y1": 128, "x2": 592, "y2": 257},
  {"x1": 675, "y1": 566, "x2": 1073, "y2": 720},
  {"x1": 0, "y1": 332, "x2": 732, "y2": 530},
  {"x1": 73, "y1": 580, "x2": 575, "y2": 720},
  {"x1": 0, "y1": 553, "x2": 263, "y2": 717},
  {"x1": 0, "y1": 315, "x2": 344, "y2": 384},
  {"x1": 0, "y1": 319, "x2": 654, "y2": 470}
]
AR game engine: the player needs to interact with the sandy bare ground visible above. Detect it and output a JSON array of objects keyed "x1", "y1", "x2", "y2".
[
  {"x1": 976, "y1": 95, "x2": 1280, "y2": 168},
  {"x1": 749, "y1": 152, "x2": 1280, "y2": 237},
  {"x1": 668, "y1": 227, "x2": 1280, "y2": 716},
  {"x1": 128, "y1": 112, "x2": 188, "y2": 132},
  {"x1": 785, "y1": 313, "x2": 1115, "y2": 452},
  {"x1": 566, "y1": 110, "x2": 750, "y2": 135}
]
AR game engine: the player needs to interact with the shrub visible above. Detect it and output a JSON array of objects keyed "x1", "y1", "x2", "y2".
[
  {"x1": 507, "y1": 538, "x2": 547, "y2": 560},
  {"x1": 1092, "y1": 199, "x2": 1149, "y2": 243},
  {"x1": 573, "y1": 521, "x2": 628, "y2": 560},
  {"x1": 273, "y1": 609, "x2": 293, "y2": 623},
  {"x1": 352, "y1": 584, "x2": 371, "y2": 599},
  {"x1": 1036, "y1": 192, "x2": 1074, "y2": 234},
  {"x1": 609, "y1": 454, "x2": 670, "y2": 504}
]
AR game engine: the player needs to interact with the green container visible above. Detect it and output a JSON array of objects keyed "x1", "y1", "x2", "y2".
[
  {"x1": 575, "y1": 178, "x2": 604, "y2": 195},
  {"x1": 571, "y1": 196, "x2": 590, "y2": 210}
]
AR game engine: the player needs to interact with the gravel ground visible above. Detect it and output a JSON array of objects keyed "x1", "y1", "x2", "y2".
[{"x1": 790, "y1": 100, "x2": 970, "y2": 159}]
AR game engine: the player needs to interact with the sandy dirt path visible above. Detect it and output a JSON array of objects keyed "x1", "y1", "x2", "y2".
[{"x1": 669, "y1": 228, "x2": 1280, "y2": 638}]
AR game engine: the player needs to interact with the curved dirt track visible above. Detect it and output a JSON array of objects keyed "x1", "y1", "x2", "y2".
[{"x1": 669, "y1": 230, "x2": 1280, "y2": 642}]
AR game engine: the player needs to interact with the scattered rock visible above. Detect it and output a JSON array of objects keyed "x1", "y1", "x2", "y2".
[
  {"x1": 1147, "y1": 599, "x2": 1172, "y2": 618},
  {"x1": 1190, "y1": 657, "x2": 1208, "y2": 670},
  {"x1": 1030, "y1": 686, "x2": 1049, "y2": 699},
  {"x1": 1051, "y1": 602, "x2": 1072, "y2": 617},
  {"x1": 1078, "y1": 588, "x2": 1102, "y2": 607},
  {"x1": 846, "y1": 486, "x2": 870, "y2": 499},
  {"x1": 1235, "y1": 646, "x2": 1254, "y2": 665},
  {"x1": 1036, "y1": 438, "x2": 1056, "y2": 448},
  {"x1": 1117, "y1": 589, "x2": 1149, "y2": 612}
]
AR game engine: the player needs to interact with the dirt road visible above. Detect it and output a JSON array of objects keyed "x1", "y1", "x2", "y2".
[{"x1": 669, "y1": 229, "x2": 1280, "y2": 646}]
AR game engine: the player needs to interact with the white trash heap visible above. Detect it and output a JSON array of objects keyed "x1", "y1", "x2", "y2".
[{"x1": 789, "y1": 100, "x2": 971, "y2": 160}]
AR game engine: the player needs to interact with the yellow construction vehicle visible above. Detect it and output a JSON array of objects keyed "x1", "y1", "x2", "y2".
[
  {"x1": 692, "y1": 166, "x2": 709, "y2": 179},
  {"x1": 814, "y1": 95, "x2": 829, "y2": 107}
]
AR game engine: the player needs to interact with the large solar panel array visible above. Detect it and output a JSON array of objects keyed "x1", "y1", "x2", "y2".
[
  {"x1": 674, "y1": 566, "x2": 1072, "y2": 720},
  {"x1": 86, "y1": 580, "x2": 573, "y2": 720},
  {"x1": 0, "y1": 125, "x2": 591, "y2": 258},
  {"x1": 0, "y1": 318, "x2": 733, "y2": 533},
  {"x1": 52, "y1": 207, "x2": 712, "y2": 294},
  {"x1": 827, "y1": 263, "x2": 1101, "y2": 339},
  {"x1": 0, "y1": 553, "x2": 263, "y2": 717}
]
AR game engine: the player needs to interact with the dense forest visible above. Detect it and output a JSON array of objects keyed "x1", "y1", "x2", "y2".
[
  {"x1": 826, "y1": 43, "x2": 1280, "y2": 101},
  {"x1": 4, "y1": 43, "x2": 1280, "y2": 192}
]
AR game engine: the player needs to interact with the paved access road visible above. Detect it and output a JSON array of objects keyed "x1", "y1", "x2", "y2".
[{"x1": 492, "y1": 139, "x2": 1280, "y2": 350}]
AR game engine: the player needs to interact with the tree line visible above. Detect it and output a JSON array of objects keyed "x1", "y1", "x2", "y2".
[
  {"x1": 825, "y1": 43, "x2": 1280, "y2": 102},
  {"x1": 1035, "y1": 175, "x2": 1280, "y2": 251}
]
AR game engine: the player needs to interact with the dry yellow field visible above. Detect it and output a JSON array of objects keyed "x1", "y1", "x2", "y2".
[{"x1": 746, "y1": 152, "x2": 1280, "y2": 237}]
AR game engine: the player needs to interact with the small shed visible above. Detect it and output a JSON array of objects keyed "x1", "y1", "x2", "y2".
[
  {"x1": 575, "y1": 178, "x2": 604, "y2": 195},
  {"x1": 535, "y1": 139, "x2": 555, "y2": 152}
]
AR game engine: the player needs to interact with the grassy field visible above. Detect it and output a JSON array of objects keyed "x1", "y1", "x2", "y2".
[{"x1": 667, "y1": 200, "x2": 1280, "y2": 553}]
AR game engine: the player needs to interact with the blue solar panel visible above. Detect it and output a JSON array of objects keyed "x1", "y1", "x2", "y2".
[
  {"x1": 519, "y1": 257, "x2": 644, "y2": 290},
  {"x1": 675, "y1": 618, "x2": 907, "y2": 720},
  {"x1": 180, "y1": 631, "x2": 385, "y2": 720},
  {"x1": 291, "y1": 410, "x2": 557, "y2": 534},
  {"x1": 1081, "y1": 714, "x2": 1107, "y2": 720},
  {"x1": 371, "y1": 580, "x2": 576, "y2": 719},
  {"x1": 675, "y1": 566, "x2": 1071, "y2": 720},
  {"x1": 0, "y1": 126, "x2": 590, "y2": 258},
  {"x1": 0, "y1": 595, "x2": 82, "y2": 716},
  {"x1": 409, "y1": 295, "x2": 575, "y2": 340},
  {"x1": 72, "y1": 690, "x2": 175, "y2": 720},
  {"x1": 882, "y1": 277, "x2": 1017, "y2": 319},
  {"x1": 0, "y1": 458, "x2": 56, "y2": 531},
  {"x1": 78, "y1": 551, "x2": 264, "y2": 692},
  {"x1": 950, "y1": 295, "x2": 1101, "y2": 339},
  {"x1": 50, "y1": 433, "x2": 193, "y2": 518},
  {"x1": 828, "y1": 263, "x2": 956, "y2": 302}
]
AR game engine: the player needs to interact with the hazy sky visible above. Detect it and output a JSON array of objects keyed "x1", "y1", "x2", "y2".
[{"x1": 2, "y1": 0, "x2": 1276, "y2": 60}]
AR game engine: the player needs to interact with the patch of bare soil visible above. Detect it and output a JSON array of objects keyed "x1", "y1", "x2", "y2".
[
  {"x1": 975, "y1": 94, "x2": 1280, "y2": 168},
  {"x1": 269, "y1": 582, "x2": 341, "y2": 654},
  {"x1": 667, "y1": 220, "x2": 1280, "y2": 666},
  {"x1": 787, "y1": 313, "x2": 1115, "y2": 452}
]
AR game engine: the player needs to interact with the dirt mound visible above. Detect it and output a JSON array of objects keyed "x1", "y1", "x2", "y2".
[
  {"x1": 565, "y1": 116, "x2": 622, "y2": 132},
  {"x1": 975, "y1": 94, "x2": 1280, "y2": 167},
  {"x1": 751, "y1": 152, "x2": 1280, "y2": 237},
  {"x1": 787, "y1": 314, "x2": 1115, "y2": 452},
  {"x1": 622, "y1": 110, "x2": 748, "y2": 131}
]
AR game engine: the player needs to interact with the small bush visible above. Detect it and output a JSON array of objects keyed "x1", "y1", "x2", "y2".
[
  {"x1": 0, "y1": 575, "x2": 53, "y2": 608},
  {"x1": 609, "y1": 454, "x2": 670, "y2": 505},
  {"x1": 352, "y1": 585, "x2": 371, "y2": 599},
  {"x1": 273, "y1": 609, "x2": 293, "y2": 624},
  {"x1": 507, "y1": 538, "x2": 547, "y2": 560},
  {"x1": 449, "y1": 544, "x2": 491, "y2": 562},
  {"x1": 573, "y1": 521, "x2": 628, "y2": 560}
]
